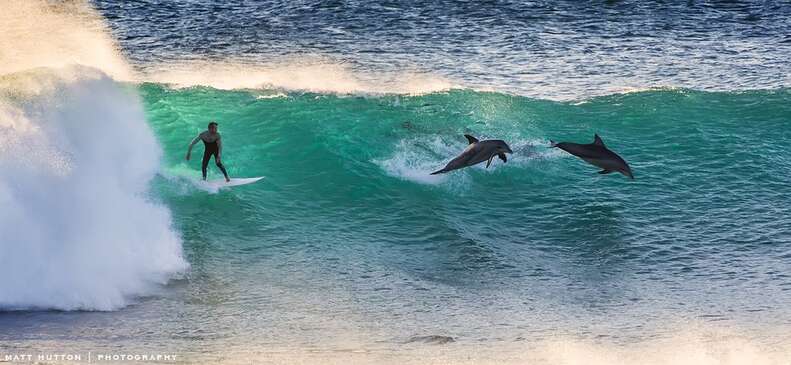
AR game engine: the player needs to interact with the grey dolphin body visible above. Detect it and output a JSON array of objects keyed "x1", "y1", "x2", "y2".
[
  {"x1": 431, "y1": 135, "x2": 513, "y2": 175},
  {"x1": 550, "y1": 134, "x2": 634, "y2": 179}
]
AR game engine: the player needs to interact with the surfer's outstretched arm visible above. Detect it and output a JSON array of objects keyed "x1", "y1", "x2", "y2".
[{"x1": 186, "y1": 134, "x2": 201, "y2": 160}]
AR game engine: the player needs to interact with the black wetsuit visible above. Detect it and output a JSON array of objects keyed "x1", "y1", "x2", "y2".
[{"x1": 202, "y1": 139, "x2": 229, "y2": 180}]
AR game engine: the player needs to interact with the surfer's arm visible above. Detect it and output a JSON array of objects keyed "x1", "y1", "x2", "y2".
[{"x1": 186, "y1": 134, "x2": 201, "y2": 160}]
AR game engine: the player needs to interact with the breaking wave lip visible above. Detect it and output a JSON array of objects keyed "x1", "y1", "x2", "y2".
[
  {"x1": 136, "y1": 61, "x2": 790, "y2": 101},
  {"x1": 0, "y1": 1, "x2": 186, "y2": 311},
  {"x1": 129, "y1": 45, "x2": 791, "y2": 100},
  {"x1": 138, "y1": 59, "x2": 457, "y2": 96},
  {"x1": 0, "y1": 67, "x2": 188, "y2": 311}
]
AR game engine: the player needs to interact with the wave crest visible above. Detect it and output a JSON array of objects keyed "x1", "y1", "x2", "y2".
[
  {"x1": 142, "y1": 59, "x2": 456, "y2": 95},
  {"x1": 0, "y1": 0, "x2": 187, "y2": 312},
  {"x1": 0, "y1": 67, "x2": 188, "y2": 311}
]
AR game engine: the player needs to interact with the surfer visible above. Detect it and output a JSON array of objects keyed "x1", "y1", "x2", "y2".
[{"x1": 186, "y1": 121, "x2": 230, "y2": 182}]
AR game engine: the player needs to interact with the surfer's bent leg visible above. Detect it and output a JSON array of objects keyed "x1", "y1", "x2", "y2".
[
  {"x1": 215, "y1": 157, "x2": 229, "y2": 179},
  {"x1": 201, "y1": 149, "x2": 212, "y2": 180}
]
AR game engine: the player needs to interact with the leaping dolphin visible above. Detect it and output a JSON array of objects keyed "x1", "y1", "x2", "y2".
[
  {"x1": 550, "y1": 134, "x2": 634, "y2": 179},
  {"x1": 431, "y1": 135, "x2": 513, "y2": 175}
]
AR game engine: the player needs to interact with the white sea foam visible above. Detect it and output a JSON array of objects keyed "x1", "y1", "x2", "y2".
[
  {"x1": 0, "y1": 1, "x2": 186, "y2": 311},
  {"x1": 375, "y1": 136, "x2": 458, "y2": 186},
  {"x1": 141, "y1": 59, "x2": 456, "y2": 95},
  {"x1": 0, "y1": 68, "x2": 188, "y2": 311},
  {"x1": 376, "y1": 135, "x2": 562, "y2": 186},
  {"x1": 158, "y1": 166, "x2": 224, "y2": 195}
]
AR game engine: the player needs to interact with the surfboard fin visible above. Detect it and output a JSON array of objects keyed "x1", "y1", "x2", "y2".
[
  {"x1": 486, "y1": 155, "x2": 495, "y2": 168},
  {"x1": 464, "y1": 134, "x2": 479, "y2": 144},
  {"x1": 498, "y1": 153, "x2": 507, "y2": 163}
]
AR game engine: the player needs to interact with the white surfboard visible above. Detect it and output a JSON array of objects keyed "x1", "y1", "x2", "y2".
[{"x1": 201, "y1": 176, "x2": 264, "y2": 189}]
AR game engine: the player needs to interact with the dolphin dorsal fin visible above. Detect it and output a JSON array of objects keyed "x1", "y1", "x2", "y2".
[
  {"x1": 593, "y1": 134, "x2": 605, "y2": 147},
  {"x1": 464, "y1": 134, "x2": 479, "y2": 144}
]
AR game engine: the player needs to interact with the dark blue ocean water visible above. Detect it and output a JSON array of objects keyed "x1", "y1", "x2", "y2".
[{"x1": 94, "y1": 0, "x2": 791, "y2": 98}]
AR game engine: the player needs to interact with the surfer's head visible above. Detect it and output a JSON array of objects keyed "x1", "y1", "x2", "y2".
[{"x1": 208, "y1": 121, "x2": 218, "y2": 133}]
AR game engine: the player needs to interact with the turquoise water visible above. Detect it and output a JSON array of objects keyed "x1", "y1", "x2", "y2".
[
  {"x1": 142, "y1": 85, "x2": 791, "y2": 346},
  {"x1": 3, "y1": 78, "x2": 790, "y2": 363}
]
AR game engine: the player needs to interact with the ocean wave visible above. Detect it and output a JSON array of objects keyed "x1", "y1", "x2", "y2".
[
  {"x1": 0, "y1": 0, "x2": 186, "y2": 311},
  {"x1": 139, "y1": 59, "x2": 456, "y2": 95},
  {"x1": 0, "y1": 67, "x2": 188, "y2": 311}
]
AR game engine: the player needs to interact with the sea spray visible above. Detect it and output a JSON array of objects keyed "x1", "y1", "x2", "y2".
[
  {"x1": 0, "y1": 68, "x2": 187, "y2": 311},
  {"x1": 0, "y1": 0, "x2": 186, "y2": 311},
  {"x1": 0, "y1": 1, "x2": 132, "y2": 80},
  {"x1": 141, "y1": 59, "x2": 455, "y2": 95}
]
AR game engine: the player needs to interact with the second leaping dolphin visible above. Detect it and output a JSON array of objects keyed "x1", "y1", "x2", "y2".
[
  {"x1": 431, "y1": 134, "x2": 513, "y2": 175},
  {"x1": 550, "y1": 134, "x2": 634, "y2": 179}
]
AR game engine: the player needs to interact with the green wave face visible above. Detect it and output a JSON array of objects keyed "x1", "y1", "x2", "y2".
[{"x1": 142, "y1": 84, "x2": 791, "y2": 336}]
